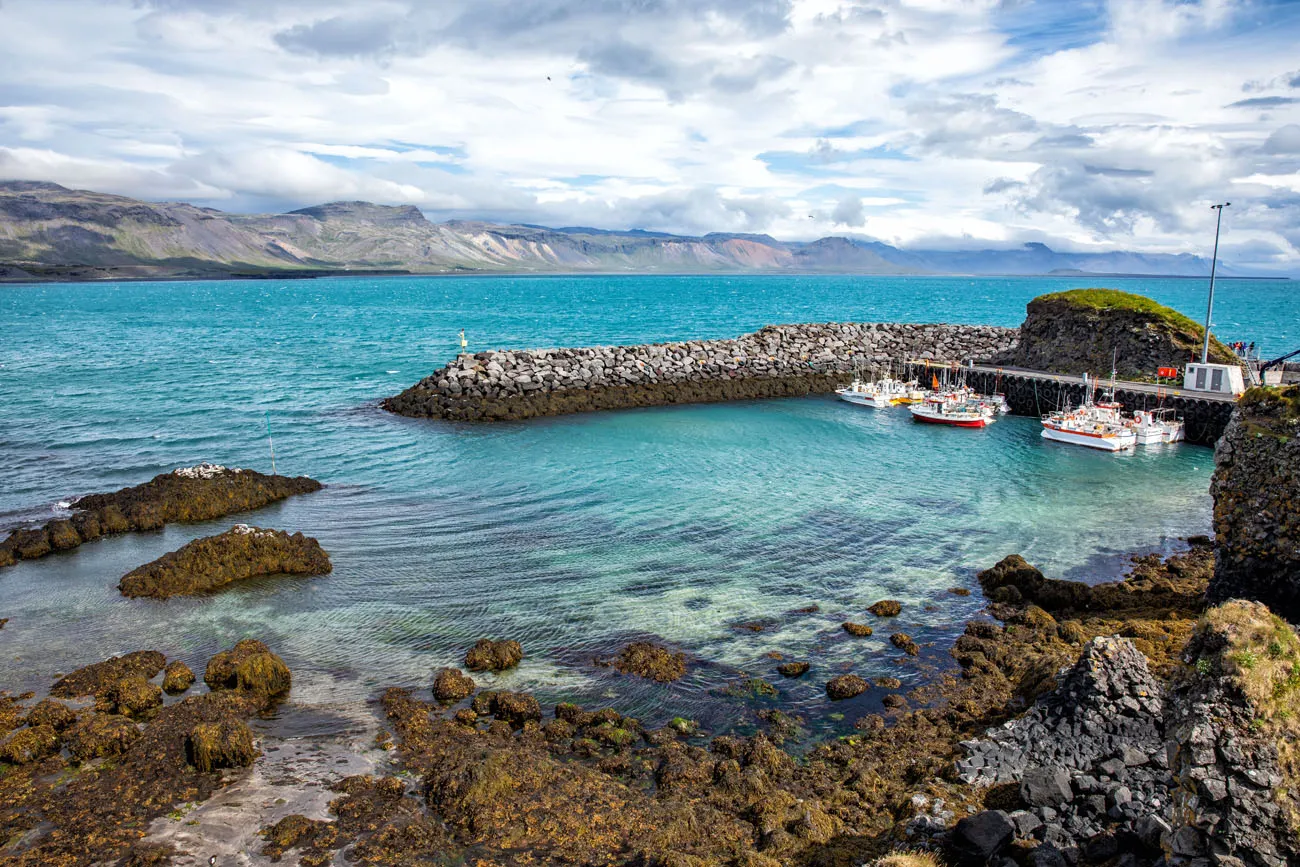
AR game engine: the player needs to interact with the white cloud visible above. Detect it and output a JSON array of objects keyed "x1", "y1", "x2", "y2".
[{"x1": 0, "y1": 0, "x2": 1296, "y2": 268}]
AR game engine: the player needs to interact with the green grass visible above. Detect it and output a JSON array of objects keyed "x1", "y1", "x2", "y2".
[{"x1": 1034, "y1": 288, "x2": 1205, "y2": 333}]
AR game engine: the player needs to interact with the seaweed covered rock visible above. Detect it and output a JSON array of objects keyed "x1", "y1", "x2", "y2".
[
  {"x1": 842, "y1": 622, "x2": 873, "y2": 636},
  {"x1": 1209, "y1": 386, "x2": 1300, "y2": 621},
  {"x1": 486, "y1": 691, "x2": 543, "y2": 727},
  {"x1": 119, "y1": 525, "x2": 332, "y2": 599},
  {"x1": 66, "y1": 712, "x2": 141, "y2": 761},
  {"x1": 869, "y1": 600, "x2": 902, "y2": 617},
  {"x1": 826, "y1": 674, "x2": 869, "y2": 700},
  {"x1": 777, "y1": 661, "x2": 810, "y2": 678},
  {"x1": 597, "y1": 641, "x2": 686, "y2": 683},
  {"x1": 203, "y1": 639, "x2": 291, "y2": 699},
  {"x1": 50, "y1": 650, "x2": 166, "y2": 698},
  {"x1": 978, "y1": 548, "x2": 1210, "y2": 616},
  {"x1": 890, "y1": 633, "x2": 920, "y2": 656},
  {"x1": 0, "y1": 464, "x2": 322, "y2": 568},
  {"x1": 994, "y1": 288, "x2": 1237, "y2": 380},
  {"x1": 186, "y1": 718, "x2": 257, "y2": 773},
  {"x1": 0, "y1": 724, "x2": 60, "y2": 764},
  {"x1": 433, "y1": 667, "x2": 476, "y2": 701},
  {"x1": 100, "y1": 675, "x2": 163, "y2": 718},
  {"x1": 463, "y1": 638, "x2": 524, "y2": 673},
  {"x1": 161, "y1": 661, "x2": 195, "y2": 694},
  {"x1": 24, "y1": 698, "x2": 76, "y2": 731}
]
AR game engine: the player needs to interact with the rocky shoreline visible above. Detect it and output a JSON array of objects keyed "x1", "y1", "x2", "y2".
[
  {"x1": 382, "y1": 322, "x2": 1019, "y2": 421},
  {"x1": 0, "y1": 464, "x2": 322, "y2": 569}
]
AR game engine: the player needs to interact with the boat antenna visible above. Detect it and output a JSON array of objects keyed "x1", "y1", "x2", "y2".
[
  {"x1": 265, "y1": 411, "x2": 277, "y2": 475},
  {"x1": 1201, "y1": 202, "x2": 1230, "y2": 364}
]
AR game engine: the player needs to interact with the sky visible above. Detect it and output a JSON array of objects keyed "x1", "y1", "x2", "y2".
[{"x1": 1, "y1": 0, "x2": 1299, "y2": 271}]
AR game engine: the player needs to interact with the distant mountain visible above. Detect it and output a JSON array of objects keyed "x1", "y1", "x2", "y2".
[{"x1": 0, "y1": 181, "x2": 1241, "y2": 281}]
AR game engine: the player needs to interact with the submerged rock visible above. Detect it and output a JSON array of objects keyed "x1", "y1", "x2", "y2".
[
  {"x1": 433, "y1": 667, "x2": 476, "y2": 701},
  {"x1": 0, "y1": 465, "x2": 322, "y2": 568},
  {"x1": 598, "y1": 641, "x2": 686, "y2": 683},
  {"x1": 119, "y1": 525, "x2": 331, "y2": 599},
  {"x1": 464, "y1": 638, "x2": 524, "y2": 673},
  {"x1": 826, "y1": 674, "x2": 869, "y2": 700},
  {"x1": 777, "y1": 661, "x2": 810, "y2": 678},
  {"x1": 868, "y1": 600, "x2": 902, "y2": 617},
  {"x1": 842, "y1": 622, "x2": 873, "y2": 636},
  {"x1": 890, "y1": 633, "x2": 919, "y2": 656},
  {"x1": 50, "y1": 650, "x2": 167, "y2": 699},
  {"x1": 203, "y1": 639, "x2": 291, "y2": 699}
]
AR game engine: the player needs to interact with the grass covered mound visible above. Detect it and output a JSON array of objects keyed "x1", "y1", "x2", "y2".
[{"x1": 996, "y1": 287, "x2": 1239, "y2": 380}]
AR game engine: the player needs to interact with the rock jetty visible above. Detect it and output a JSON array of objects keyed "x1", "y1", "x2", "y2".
[
  {"x1": 383, "y1": 322, "x2": 1018, "y2": 421},
  {"x1": 118, "y1": 524, "x2": 332, "y2": 599},
  {"x1": 0, "y1": 464, "x2": 322, "y2": 569},
  {"x1": 1208, "y1": 385, "x2": 1300, "y2": 620}
]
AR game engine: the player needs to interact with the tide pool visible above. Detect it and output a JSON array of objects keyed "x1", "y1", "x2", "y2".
[{"x1": 0, "y1": 273, "x2": 1291, "y2": 734}]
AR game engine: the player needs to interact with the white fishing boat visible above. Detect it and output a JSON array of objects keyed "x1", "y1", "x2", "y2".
[
  {"x1": 1128, "y1": 408, "x2": 1185, "y2": 445},
  {"x1": 835, "y1": 370, "x2": 914, "y2": 408},
  {"x1": 1040, "y1": 373, "x2": 1136, "y2": 451}
]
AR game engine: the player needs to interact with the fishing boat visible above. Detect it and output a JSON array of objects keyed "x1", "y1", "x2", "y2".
[
  {"x1": 1040, "y1": 373, "x2": 1136, "y2": 451},
  {"x1": 1128, "y1": 408, "x2": 1185, "y2": 445},
  {"x1": 835, "y1": 366, "x2": 916, "y2": 408},
  {"x1": 909, "y1": 395, "x2": 997, "y2": 427}
]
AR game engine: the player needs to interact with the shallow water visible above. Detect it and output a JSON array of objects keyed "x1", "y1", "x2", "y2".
[{"x1": 0, "y1": 274, "x2": 1292, "y2": 735}]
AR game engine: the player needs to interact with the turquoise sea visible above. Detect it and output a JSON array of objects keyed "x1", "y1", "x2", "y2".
[{"x1": 0, "y1": 274, "x2": 1295, "y2": 735}]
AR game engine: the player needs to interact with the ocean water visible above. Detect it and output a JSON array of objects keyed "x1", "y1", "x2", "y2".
[{"x1": 0, "y1": 274, "x2": 1294, "y2": 736}]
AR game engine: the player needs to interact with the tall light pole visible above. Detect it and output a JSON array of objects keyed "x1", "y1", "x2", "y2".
[{"x1": 1201, "y1": 202, "x2": 1230, "y2": 364}]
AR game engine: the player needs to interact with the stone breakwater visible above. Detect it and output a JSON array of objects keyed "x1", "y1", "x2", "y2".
[{"x1": 382, "y1": 322, "x2": 1020, "y2": 420}]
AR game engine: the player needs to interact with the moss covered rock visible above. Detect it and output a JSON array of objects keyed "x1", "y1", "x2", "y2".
[
  {"x1": 995, "y1": 288, "x2": 1238, "y2": 380},
  {"x1": 120, "y1": 525, "x2": 332, "y2": 599},
  {"x1": 868, "y1": 600, "x2": 902, "y2": 617},
  {"x1": 598, "y1": 641, "x2": 686, "y2": 683},
  {"x1": 66, "y1": 712, "x2": 141, "y2": 761},
  {"x1": 204, "y1": 639, "x2": 291, "y2": 698},
  {"x1": 24, "y1": 698, "x2": 76, "y2": 731},
  {"x1": 162, "y1": 661, "x2": 195, "y2": 694},
  {"x1": 842, "y1": 622, "x2": 873, "y2": 636},
  {"x1": 51, "y1": 650, "x2": 166, "y2": 698},
  {"x1": 102, "y1": 675, "x2": 164, "y2": 718},
  {"x1": 432, "y1": 667, "x2": 476, "y2": 701},
  {"x1": 826, "y1": 674, "x2": 869, "y2": 700},
  {"x1": 0, "y1": 724, "x2": 60, "y2": 764},
  {"x1": 187, "y1": 719, "x2": 257, "y2": 773},
  {"x1": 464, "y1": 638, "x2": 524, "y2": 672}
]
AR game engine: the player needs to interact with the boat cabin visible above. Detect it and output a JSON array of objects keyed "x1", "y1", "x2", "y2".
[{"x1": 1183, "y1": 362, "x2": 1245, "y2": 396}]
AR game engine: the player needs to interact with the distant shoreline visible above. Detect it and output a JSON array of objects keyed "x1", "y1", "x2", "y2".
[{"x1": 0, "y1": 266, "x2": 1292, "y2": 285}]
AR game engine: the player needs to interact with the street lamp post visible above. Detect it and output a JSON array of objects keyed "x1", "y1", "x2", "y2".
[{"x1": 1201, "y1": 202, "x2": 1230, "y2": 364}]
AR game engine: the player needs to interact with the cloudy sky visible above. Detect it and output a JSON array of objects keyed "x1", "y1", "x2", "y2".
[{"x1": 1, "y1": 0, "x2": 1299, "y2": 269}]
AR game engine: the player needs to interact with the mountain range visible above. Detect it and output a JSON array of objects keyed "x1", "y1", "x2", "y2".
[{"x1": 0, "y1": 180, "x2": 1240, "y2": 281}]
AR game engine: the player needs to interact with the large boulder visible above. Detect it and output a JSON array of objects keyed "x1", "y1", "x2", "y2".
[
  {"x1": 464, "y1": 638, "x2": 524, "y2": 673},
  {"x1": 186, "y1": 719, "x2": 257, "y2": 773},
  {"x1": 119, "y1": 525, "x2": 332, "y2": 599},
  {"x1": 994, "y1": 288, "x2": 1238, "y2": 380},
  {"x1": 1208, "y1": 386, "x2": 1300, "y2": 621},
  {"x1": 204, "y1": 639, "x2": 291, "y2": 699}
]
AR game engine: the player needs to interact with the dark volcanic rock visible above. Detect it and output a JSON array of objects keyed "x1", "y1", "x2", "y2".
[
  {"x1": 203, "y1": 639, "x2": 291, "y2": 698},
  {"x1": 51, "y1": 650, "x2": 167, "y2": 698},
  {"x1": 945, "y1": 810, "x2": 1014, "y2": 866},
  {"x1": 433, "y1": 667, "x2": 476, "y2": 701},
  {"x1": 978, "y1": 551, "x2": 1208, "y2": 616},
  {"x1": 464, "y1": 638, "x2": 524, "y2": 673},
  {"x1": 598, "y1": 641, "x2": 685, "y2": 683},
  {"x1": 993, "y1": 288, "x2": 1238, "y2": 380},
  {"x1": 0, "y1": 464, "x2": 322, "y2": 568},
  {"x1": 119, "y1": 525, "x2": 332, "y2": 599},
  {"x1": 1208, "y1": 387, "x2": 1300, "y2": 620},
  {"x1": 826, "y1": 674, "x2": 868, "y2": 700}
]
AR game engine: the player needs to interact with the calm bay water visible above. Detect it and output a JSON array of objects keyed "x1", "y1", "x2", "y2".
[{"x1": 0, "y1": 274, "x2": 1294, "y2": 734}]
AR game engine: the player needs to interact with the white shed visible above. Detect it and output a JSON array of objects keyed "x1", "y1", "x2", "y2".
[{"x1": 1183, "y1": 362, "x2": 1246, "y2": 396}]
